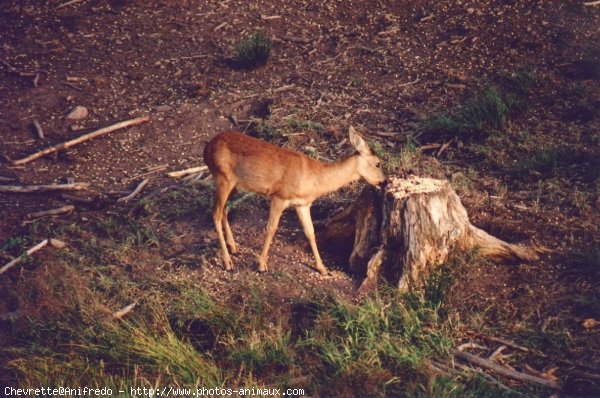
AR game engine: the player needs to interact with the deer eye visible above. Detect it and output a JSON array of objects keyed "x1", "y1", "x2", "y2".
[{"x1": 375, "y1": 161, "x2": 382, "y2": 168}]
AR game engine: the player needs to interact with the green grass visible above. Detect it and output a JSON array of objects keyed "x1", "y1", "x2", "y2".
[
  {"x1": 235, "y1": 31, "x2": 272, "y2": 68},
  {"x1": 423, "y1": 72, "x2": 535, "y2": 139},
  {"x1": 423, "y1": 86, "x2": 509, "y2": 138},
  {"x1": 0, "y1": 186, "x2": 557, "y2": 397},
  {"x1": 514, "y1": 147, "x2": 559, "y2": 176},
  {"x1": 285, "y1": 116, "x2": 324, "y2": 132}
]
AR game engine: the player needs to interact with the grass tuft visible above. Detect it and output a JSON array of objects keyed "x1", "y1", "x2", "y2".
[{"x1": 235, "y1": 31, "x2": 272, "y2": 68}]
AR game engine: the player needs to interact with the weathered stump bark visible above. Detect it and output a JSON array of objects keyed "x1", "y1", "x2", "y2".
[{"x1": 322, "y1": 176, "x2": 540, "y2": 292}]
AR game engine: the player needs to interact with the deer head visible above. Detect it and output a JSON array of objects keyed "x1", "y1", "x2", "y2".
[{"x1": 348, "y1": 126, "x2": 386, "y2": 188}]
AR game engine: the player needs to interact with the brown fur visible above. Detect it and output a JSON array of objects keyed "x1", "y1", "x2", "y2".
[{"x1": 203, "y1": 128, "x2": 385, "y2": 275}]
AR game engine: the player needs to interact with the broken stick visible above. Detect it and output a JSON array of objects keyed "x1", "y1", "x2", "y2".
[
  {"x1": 167, "y1": 165, "x2": 208, "y2": 178},
  {"x1": 117, "y1": 178, "x2": 149, "y2": 202},
  {"x1": 0, "y1": 183, "x2": 89, "y2": 193},
  {"x1": 0, "y1": 239, "x2": 65, "y2": 275},
  {"x1": 451, "y1": 348, "x2": 560, "y2": 390},
  {"x1": 12, "y1": 116, "x2": 150, "y2": 165},
  {"x1": 26, "y1": 205, "x2": 75, "y2": 219}
]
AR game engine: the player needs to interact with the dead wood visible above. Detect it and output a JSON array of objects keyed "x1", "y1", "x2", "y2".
[
  {"x1": 0, "y1": 239, "x2": 65, "y2": 276},
  {"x1": 117, "y1": 178, "x2": 149, "y2": 203},
  {"x1": 12, "y1": 116, "x2": 150, "y2": 165},
  {"x1": 26, "y1": 205, "x2": 75, "y2": 219},
  {"x1": 584, "y1": 1, "x2": 600, "y2": 6},
  {"x1": 451, "y1": 349, "x2": 560, "y2": 390},
  {"x1": 167, "y1": 165, "x2": 208, "y2": 178},
  {"x1": 323, "y1": 176, "x2": 540, "y2": 291},
  {"x1": 0, "y1": 183, "x2": 89, "y2": 193},
  {"x1": 473, "y1": 333, "x2": 600, "y2": 373}
]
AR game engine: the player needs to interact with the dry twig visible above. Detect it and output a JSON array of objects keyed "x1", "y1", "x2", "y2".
[
  {"x1": 0, "y1": 183, "x2": 89, "y2": 193},
  {"x1": 26, "y1": 205, "x2": 75, "y2": 220},
  {"x1": 167, "y1": 165, "x2": 208, "y2": 178},
  {"x1": 55, "y1": 0, "x2": 85, "y2": 10},
  {"x1": 451, "y1": 348, "x2": 560, "y2": 390},
  {"x1": 0, "y1": 239, "x2": 65, "y2": 275},
  {"x1": 117, "y1": 178, "x2": 149, "y2": 203},
  {"x1": 13, "y1": 116, "x2": 150, "y2": 165}
]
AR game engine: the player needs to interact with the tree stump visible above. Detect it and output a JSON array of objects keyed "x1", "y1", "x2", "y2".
[{"x1": 322, "y1": 176, "x2": 540, "y2": 292}]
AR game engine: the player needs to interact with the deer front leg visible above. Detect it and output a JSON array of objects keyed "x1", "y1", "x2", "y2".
[
  {"x1": 258, "y1": 198, "x2": 285, "y2": 272},
  {"x1": 295, "y1": 205, "x2": 328, "y2": 275}
]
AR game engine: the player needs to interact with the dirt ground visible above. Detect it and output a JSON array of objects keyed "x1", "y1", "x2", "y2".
[{"x1": 1, "y1": 0, "x2": 600, "y2": 394}]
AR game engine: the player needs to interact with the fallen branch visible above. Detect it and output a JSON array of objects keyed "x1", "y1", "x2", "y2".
[
  {"x1": 167, "y1": 165, "x2": 208, "y2": 178},
  {"x1": 0, "y1": 239, "x2": 65, "y2": 275},
  {"x1": 0, "y1": 183, "x2": 89, "y2": 193},
  {"x1": 474, "y1": 333, "x2": 600, "y2": 373},
  {"x1": 117, "y1": 178, "x2": 149, "y2": 203},
  {"x1": 12, "y1": 116, "x2": 150, "y2": 165},
  {"x1": 584, "y1": 1, "x2": 600, "y2": 6},
  {"x1": 451, "y1": 349, "x2": 560, "y2": 390},
  {"x1": 26, "y1": 205, "x2": 75, "y2": 219}
]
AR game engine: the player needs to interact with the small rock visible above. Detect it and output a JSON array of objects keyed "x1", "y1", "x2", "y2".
[
  {"x1": 65, "y1": 106, "x2": 88, "y2": 121},
  {"x1": 467, "y1": 7, "x2": 475, "y2": 14},
  {"x1": 582, "y1": 318, "x2": 599, "y2": 330}
]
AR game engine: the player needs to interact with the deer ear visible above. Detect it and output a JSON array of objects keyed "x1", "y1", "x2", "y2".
[{"x1": 349, "y1": 126, "x2": 371, "y2": 155}]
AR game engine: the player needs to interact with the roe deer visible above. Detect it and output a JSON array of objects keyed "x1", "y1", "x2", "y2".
[{"x1": 203, "y1": 126, "x2": 385, "y2": 275}]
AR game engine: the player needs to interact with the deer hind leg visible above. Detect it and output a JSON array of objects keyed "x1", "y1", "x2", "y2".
[
  {"x1": 295, "y1": 205, "x2": 328, "y2": 275},
  {"x1": 258, "y1": 197, "x2": 286, "y2": 273},
  {"x1": 213, "y1": 176, "x2": 236, "y2": 271},
  {"x1": 222, "y1": 189, "x2": 238, "y2": 253}
]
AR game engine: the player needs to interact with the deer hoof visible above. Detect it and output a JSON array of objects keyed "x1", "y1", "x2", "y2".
[
  {"x1": 258, "y1": 259, "x2": 269, "y2": 273},
  {"x1": 228, "y1": 242, "x2": 238, "y2": 254}
]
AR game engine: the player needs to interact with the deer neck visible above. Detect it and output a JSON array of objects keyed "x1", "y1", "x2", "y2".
[{"x1": 313, "y1": 155, "x2": 360, "y2": 197}]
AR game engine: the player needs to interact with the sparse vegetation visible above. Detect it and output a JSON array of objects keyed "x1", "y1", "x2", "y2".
[
  {"x1": 2, "y1": 1, "x2": 600, "y2": 396},
  {"x1": 423, "y1": 72, "x2": 535, "y2": 139},
  {"x1": 285, "y1": 116, "x2": 324, "y2": 132},
  {"x1": 423, "y1": 86, "x2": 510, "y2": 138}
]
